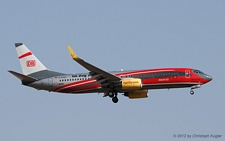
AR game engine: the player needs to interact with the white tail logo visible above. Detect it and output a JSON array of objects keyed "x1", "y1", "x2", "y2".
[{"x1": 26, "y1": 60, "x2": 36, "y2": 67}]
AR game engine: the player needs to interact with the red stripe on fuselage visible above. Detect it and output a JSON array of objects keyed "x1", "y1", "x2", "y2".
[
  {"x1": 18, "y1": 52, "x2": 32, "y2": 59},
  {"x1": 54, "y1": 79, "x2": 97, "y2": 92},
  {"x1": 59, "y1": 85, "x2": 101, "y2": 93}
]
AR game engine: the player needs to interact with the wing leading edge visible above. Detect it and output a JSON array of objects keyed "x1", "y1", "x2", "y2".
[{"x1": 67, "y1": 46, "x2": 121, "y2": 84}]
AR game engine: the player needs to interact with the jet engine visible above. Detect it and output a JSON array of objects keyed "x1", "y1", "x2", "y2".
[
  {"x1": 121, "y1": 78, "x2": 142, "y2": 90},
  {"x1": 124, "y1": 90, "x2": 148, "y2": 99}
]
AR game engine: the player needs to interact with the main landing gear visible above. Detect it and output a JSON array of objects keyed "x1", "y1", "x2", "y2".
[
  {"x1": 112, "y1": 97, "x2": 118, "y2": 103},
  {"x1": 108, "y1": 90, "x2": 119, "y2": 103},
  {"x1": 108, "y1": 91, "x2": 114, "y2": 98}
]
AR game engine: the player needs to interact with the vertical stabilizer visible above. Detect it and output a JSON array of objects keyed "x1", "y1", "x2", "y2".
[{"x1": 15, "y1": 43, "x2": 48, "y2": 75}]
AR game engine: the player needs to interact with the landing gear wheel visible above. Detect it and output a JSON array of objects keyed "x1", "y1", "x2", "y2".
[
  {"x1": 108, "y1": 91, "x2": 114, "y2": 98},
  {"x1": 190, "y1": 90, "x2": 194, "y2": 95},
  {"x1": 112, "y1": 97, "x2": 118, "y2": 103}
]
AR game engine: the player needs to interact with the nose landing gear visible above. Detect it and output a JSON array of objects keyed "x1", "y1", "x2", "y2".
[
  {"x1": 190, "y1": 90, "x2": 194, "y2": 95},
  {"x1": 190, "y1": 84, "x2": 201, "y2": 95}
]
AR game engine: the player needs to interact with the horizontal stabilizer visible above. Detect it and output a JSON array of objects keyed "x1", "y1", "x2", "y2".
[{"x1": 8, "y1": 70, "x2": 37, "y2": 82}]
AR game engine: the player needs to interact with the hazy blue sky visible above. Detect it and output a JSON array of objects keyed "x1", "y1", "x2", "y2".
[{"x1": 1, "y1": 0, "x2": 225, "y2": 140}]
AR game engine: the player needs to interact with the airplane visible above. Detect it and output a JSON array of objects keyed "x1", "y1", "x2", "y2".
[{"x1": 8, "y1": 43, "x2": 212, "y2": 103}]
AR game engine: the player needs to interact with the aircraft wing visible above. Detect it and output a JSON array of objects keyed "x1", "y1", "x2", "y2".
[{"x1": 67, "y1": 46, "x2": 121, "y2": 84}]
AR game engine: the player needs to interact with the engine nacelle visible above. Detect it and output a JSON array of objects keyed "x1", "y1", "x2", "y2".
[
  {"x1": 121, "y1": 78, "x2": 142, "y2": 90},
  {"x1": 124, "y1": 90, "x2": 148, "y2": 99}
]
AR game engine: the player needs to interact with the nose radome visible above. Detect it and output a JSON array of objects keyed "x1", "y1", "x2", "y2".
[{"x1": 205, "y1": 75, "x2": 212, "y2": 81}]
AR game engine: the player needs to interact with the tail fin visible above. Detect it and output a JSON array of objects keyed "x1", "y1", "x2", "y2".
[{"x1": 15, "y1": 43, "x2": 48, "y2": 75}]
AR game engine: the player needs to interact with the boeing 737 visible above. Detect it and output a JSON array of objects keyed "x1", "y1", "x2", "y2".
[{"x1": 8, "y1": 43, "x2": 212, "y2": 103}]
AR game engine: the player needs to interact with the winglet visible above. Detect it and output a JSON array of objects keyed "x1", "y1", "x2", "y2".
[{"x1": 67, "y1": 45, "x2": 79, "y2": 61}]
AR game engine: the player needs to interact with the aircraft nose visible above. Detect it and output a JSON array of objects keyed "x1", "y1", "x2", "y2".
[{"x1": 205, "y1": 75, "x2": 213, "y2": 81}]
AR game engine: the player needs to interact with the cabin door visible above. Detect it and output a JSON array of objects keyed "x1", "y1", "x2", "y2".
[
  {"x1": 185, "y1": 69, "x2": 190, "y2": 79},
  {"x1": 48, "y1": 78, "x2": 53, "y2": 87}
]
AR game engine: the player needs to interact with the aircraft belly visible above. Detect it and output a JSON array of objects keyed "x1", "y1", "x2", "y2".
[
  {"x1": 70, "y1": 88, "x2": 108, "y2": 94},
  {"x1": 142, "y1": 83, "x2": 199, "y2": 90}
]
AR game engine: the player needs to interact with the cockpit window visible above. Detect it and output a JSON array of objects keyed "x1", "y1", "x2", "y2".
[{"x1": 193, "y1": 70, "x2": 204, "y2": 74}]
